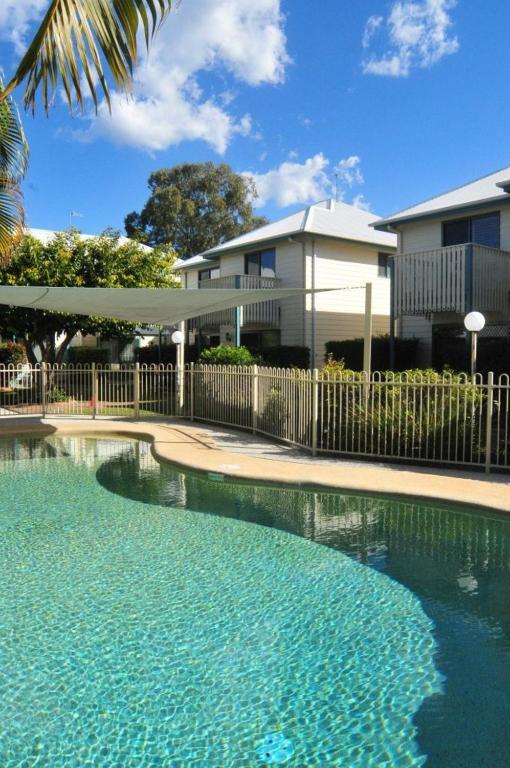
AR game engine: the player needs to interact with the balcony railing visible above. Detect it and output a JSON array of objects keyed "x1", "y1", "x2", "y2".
[
  {"x1": 395, "y1": 243, "x2": 510, "y2": 315},
  {"x1": 194, "y1": 274, "x2": 282, "y2": 329}
]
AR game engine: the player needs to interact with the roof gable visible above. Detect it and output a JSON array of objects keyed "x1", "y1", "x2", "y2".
[
  {"x1": 374, "y1": 165, "x2": 510, "y2": 230},
  {"x1": 186, "y1": 199, "x2": 395, "y2": 262}
]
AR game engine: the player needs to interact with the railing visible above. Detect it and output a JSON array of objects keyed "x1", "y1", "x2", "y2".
[
  {"x1": 0, "y1": 363, "x2": 509, "y2": 473},
  {"x1": 395, "y1": 243, "x2": 510, "y2": 315},
  {"x1": 196, "y1": 274, "x2": 282, "y2": 329}
]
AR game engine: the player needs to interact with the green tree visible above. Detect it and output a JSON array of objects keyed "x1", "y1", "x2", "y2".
[
  {"x1": 0, "y1": 0, "x2": 172, "y2": 257},
  {"x1": 0, "y1": 231, "x2": 178, "y2": 364},
  {"x1": 125, "y1": 162, "x2": 268, "y2": 257}
]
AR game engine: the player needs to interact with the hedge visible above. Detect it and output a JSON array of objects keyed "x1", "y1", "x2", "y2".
[
  {"x1": 318, "y1": 362, "x2": 485, "y2": 461},
  {"x1": 258, "y1": 346, "x2": 310, "y2": 369},
  {"x1": 67, "y1": 347, "x2": 109, "y2": 365},
  {"x1": 325, "y1": 335, "x2": 419, "y2": 372},
  {"x1": 0, "y1": 342, "x2": 27, "y2": 366}
]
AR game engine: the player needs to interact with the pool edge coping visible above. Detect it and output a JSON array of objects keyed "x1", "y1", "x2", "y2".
[{"x1": 1, "y1": 418, "x2": 509, "y2": 515}]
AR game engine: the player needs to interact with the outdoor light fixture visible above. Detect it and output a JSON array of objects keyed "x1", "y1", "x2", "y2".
[
  {"x1": 464, "y1": 311, "x2": 485, "y2": 378},
  {"x1": 171, "y1": 329, "x2": 184, "y2": 345}
]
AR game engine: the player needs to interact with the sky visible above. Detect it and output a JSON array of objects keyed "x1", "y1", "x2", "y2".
[{"x1": 1, "y1": 0, "x2": 510, "y2": 237}]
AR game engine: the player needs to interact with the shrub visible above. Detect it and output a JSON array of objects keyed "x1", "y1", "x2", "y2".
[
  {"x1": 199, "y1": 345, "x2": 256, "y2": 366},
  {"x1": 67, "y1": 347, "x2": 109, "y2": 365},
  {"x1": 0, "y1": 342, "x2": 27, "y2": 366},
  {"x1": 259, "y1": 346, "x2": 310, "y2": 369},
  {"x1": 46, "y1": 386, "x2": 69, "y2": 403},
  {"x1": 325, "y1": 335, "x2": 420, "y2": 372},
  {"x1": 318, "y1": 364, "x2": 485, "y2": 463}
]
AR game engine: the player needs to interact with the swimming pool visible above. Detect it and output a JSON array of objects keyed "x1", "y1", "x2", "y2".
[{"x1": 0, "y1": 436, "x2": 508, "y2": 767}]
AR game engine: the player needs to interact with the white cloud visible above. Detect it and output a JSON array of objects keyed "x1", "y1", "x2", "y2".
[
  {"x1": 245, "y1": 153, "x2": 367, "y2": 209},
  {"x1": 352, "y1": 194, "x2": 371, "y2": 212},
  {"x1": 0, "y1": 0, "x2": 289, "y2": 154},
  {"x1": 362, "y1": 15, "x2": 383, "y2": 49},
  {"x1": 335, "y1": 156, "x2": 364, "y2": 186},
  {"x1": 362, "y1": 0, "x2": 459, "y2": 77},
  {"x1": 246, "y1": 154, "x2": 331, "y2": 208},
  {"x1": 80, "y1": 0, "x2": 290, "y2": 153},
  {"x1": 0, "y1": 0, "x2": 47, "y2": 55}
]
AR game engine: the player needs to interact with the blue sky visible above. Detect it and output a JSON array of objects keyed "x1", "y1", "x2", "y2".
[{"x1": 2, "y1": 0, "x2": 510, "y2": 236}]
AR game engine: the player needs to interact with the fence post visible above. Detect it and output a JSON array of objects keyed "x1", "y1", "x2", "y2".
[
  {"x1": 485, "y1": 371, "x2": 494, "y2": 474},
  {"x1": 133, "y1": 362, "x2": 140, "y2": 419},
  {"x1": 189, "y1": 363, "x2": 194, "y2": 422},
  {"x1": 92, "y1": 363, "x2": 98, "y2": 420},
  {"x1": 41, "y1": 363, "x2": 47, "y2": 418},
  {"x1": 252, "y1": 364, "x2": 258, "y2": 434},
  {"x1": 311, "y1": 368, "x2": 319, "y2": 456}
]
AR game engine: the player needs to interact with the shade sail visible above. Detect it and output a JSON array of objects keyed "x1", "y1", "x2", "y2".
[{"x1": 0, "y1": 286, "x2": 329, "y2": 326}]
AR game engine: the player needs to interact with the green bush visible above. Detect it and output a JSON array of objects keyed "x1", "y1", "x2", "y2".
[
  {"x1": 46, "y1": 386, "x2": 69, "y2": 403},
  {"x1": 258, "y1": 346, "x2": 310, "y2": 369},
  {"x1": 0, "y1": 342, "x2": 27, "y2": 366},
  {"x1": 325, "y1": 335, "x2": 419, "y2": 372},
  {"x1": 199, "y1": 345, "x2": 256, "y2": 366},
  {"x1": 318, "y1": 364, "x2": 485, "y2": 463},
  {"x1": 67, "y1": 347, "x2": 109, "y2": 365}
]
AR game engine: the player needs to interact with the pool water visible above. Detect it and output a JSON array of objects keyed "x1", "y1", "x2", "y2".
[{"x1": 0, "y1": 437, "x2": 508, "y2": 767}]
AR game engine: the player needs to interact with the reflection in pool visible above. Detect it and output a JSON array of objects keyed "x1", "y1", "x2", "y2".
[{"x1": 0, "y1": 436, "x2": 509, "y2": 767}]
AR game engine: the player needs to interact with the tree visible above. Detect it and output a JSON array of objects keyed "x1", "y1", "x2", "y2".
[
  {"x1": 125, "y1": 162, "x2": 268, "y2": 257},
  {"x1": 0, "y1": 231, "x2": 178, "y2": 364},
  {"x1": 0, "y1": 0, "x2": 172, "y2": 257}
]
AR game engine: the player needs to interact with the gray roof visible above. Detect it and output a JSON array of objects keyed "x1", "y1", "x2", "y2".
[
  {"x1": 175, "y1": 199, "x2": 396, "y2": 270},
  {"x1": 374, "y1": 164, "x2": 510, "y2": 230}
]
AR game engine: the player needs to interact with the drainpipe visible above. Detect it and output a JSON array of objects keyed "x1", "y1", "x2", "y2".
[{"x1": 235, "y1": 274, "x2": 241, "y2": 347}]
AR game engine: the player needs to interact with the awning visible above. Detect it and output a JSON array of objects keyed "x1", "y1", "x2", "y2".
[{"x1": 0, "y1": 285, "x2": 328, "y2": 326}]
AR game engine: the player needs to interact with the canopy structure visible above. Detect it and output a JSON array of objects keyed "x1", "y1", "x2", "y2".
[{"x1": 0, "y1": 285, "x2": 330, "y2": 326}]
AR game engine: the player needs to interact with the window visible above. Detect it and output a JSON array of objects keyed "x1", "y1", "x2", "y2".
[
  {"x1": 198, "y1": 266, "x2": 220, "y2": 282},
  {"x1": 244, "y1": 248, "x2": 276, "y2": 277},
  {"x1": 378, "y1": 252, "x2": 390, "y2": 278},
  {"x1": 442, "y1": 212, "x2": 500, "y2": 248}
]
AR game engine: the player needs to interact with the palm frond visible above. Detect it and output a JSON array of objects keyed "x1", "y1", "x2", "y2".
[
  {"x1": 2, "y1": 0, "x2": 172, "y2": 113},
  {"x1": 0, "y1": 92, "x2": 28, "y2": 261}
]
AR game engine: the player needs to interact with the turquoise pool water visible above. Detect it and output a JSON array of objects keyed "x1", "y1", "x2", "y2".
[{"x1": 0, "y1": 438, "x2": 508, "y2": 766}]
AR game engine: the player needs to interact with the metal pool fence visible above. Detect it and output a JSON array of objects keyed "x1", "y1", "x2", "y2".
[{"x1": 0, "y1": 363, "x2": 508, "y2": 473}]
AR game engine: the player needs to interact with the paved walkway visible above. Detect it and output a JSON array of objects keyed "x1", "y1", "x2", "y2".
[{"x1": 0, "y1": 417, "x2": 508, "y2": 513}]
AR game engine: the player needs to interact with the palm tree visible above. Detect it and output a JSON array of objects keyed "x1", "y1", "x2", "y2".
[{"x1": 0, "y1": 0, "x2": 172, "y2": 257}]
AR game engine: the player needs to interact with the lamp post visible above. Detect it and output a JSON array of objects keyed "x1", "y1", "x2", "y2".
[{"x1": 464, "y1": 311, "x2": 485, "y2": 379}]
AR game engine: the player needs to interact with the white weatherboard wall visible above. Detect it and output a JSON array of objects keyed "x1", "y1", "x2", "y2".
[
  {"x1": 395, "y1": 203, "x2": 510, "y2": 365},
  {"x1": 180, "y1": 237, "x2": 393, "y2": 366},
  {"x1": 305, "y1": 240, "x2": 391, "y2": 366},
  {"x1": 398, "y1": 204, "x2": 510, "y2": 254}
]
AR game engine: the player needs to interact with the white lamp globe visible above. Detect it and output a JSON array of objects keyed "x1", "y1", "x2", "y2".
[
  {"x1": 464, "y1": 312, "x2": 486, "y2": 333},
  {"x1": 171, "y1": 330, "x2": 184, "y2": 345}
]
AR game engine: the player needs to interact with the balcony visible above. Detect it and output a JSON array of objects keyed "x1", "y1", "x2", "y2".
[
  {"x1": 395, "y1": 243, "x2": 510, "y2": 316},
  {"x1": 195, "y1": 274, "x2": 282, "y2": 330}
]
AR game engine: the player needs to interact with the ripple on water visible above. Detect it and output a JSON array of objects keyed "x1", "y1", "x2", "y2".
[{"x1": 0, "y1": 439, "x2": 442, "y2": 767}]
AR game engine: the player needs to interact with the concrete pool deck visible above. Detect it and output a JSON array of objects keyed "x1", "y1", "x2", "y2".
[{"x1": 1, "y1": 416, "x2": 509, "y2": 513}]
